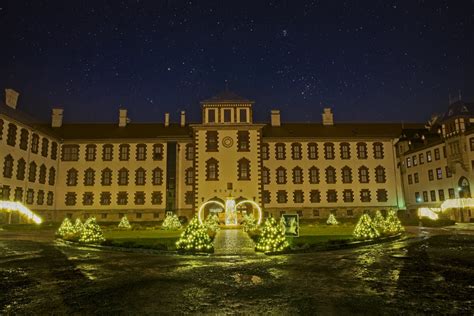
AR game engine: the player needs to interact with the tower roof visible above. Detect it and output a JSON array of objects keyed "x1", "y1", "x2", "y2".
[{"x1": 200, "y1": 90, "x2": 254, "y2": 104}]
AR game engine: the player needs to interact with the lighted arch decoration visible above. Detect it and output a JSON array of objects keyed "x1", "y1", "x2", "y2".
[
  {"x1": 0, "y1": 201, "x2": 43, "y2": 224},
  {"x1": 235, "y1": 200, "x2": 262, "y2": 225},
  {"x1": 198, "y1": 200, "x2": 225, "y2": 225}
]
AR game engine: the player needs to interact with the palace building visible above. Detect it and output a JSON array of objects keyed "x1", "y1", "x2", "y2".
[{"x1": 1, "y1": 89, "x2": 473, "y2": 223}]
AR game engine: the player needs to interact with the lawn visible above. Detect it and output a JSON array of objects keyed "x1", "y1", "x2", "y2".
[
  {"x1": 102, "y1": 229, "x2": 183, "y2": 251},
  {"x1": 285, "y1": 224, "x2": 355, "y2": 249}
]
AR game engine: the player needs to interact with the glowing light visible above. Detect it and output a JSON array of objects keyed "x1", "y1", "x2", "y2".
[
  {"x1": 418, "y1": 207, "x2": 440, "y2": 220},
  {"x1": 118, "y1": 215, "x2": 131, "y2": 229},
  {"x1": 353, "y1": 214, "x2": 380, "y2": 240},
  {"x1": 162, "y1": 214, "x2": 182, "y2": 230},
  {"x1": 326, "y1": 214, "x2": 339, "y2": 225},
  {"x1": 225, "y1": 198, "x2": 237, "y2": 225},
  {"x1": 198, "y1": 200, "x2": 225, "y2": 225},
  {"x1": 440, "y1": 198, "x2": 474, "y2": 211},
  {"x1": 235, "y1": 200, "x2": 262, "y2": 225},
  {"x1": 0, "y1": 201, "x2": 42, "y2": 224}
]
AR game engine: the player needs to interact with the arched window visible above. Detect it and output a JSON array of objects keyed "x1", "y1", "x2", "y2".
[
  {"x1": 357, "y1": 142, "x2": 368, "y2": 159},
  {"x1": 359, "y1": 166, "x2": 369, "y2": 183},
  {"x1": 340, "y1": 142, "x2": 351, "y2": 159},
  {"x1": 276, "y1": 167, "x2": 287, "y2": 184},
  {"x1": 135, "y1": 168, "x2": 146, "y2": 185},
  {"x1": 325, "y1": 166, "x2": 336, "y2": 184},
  {"x1": 3, "y1": 155, "x2": 14, "y2": 178},
  {"x1": 101, "y1": 168, "x2": 112, "y2": 185},
  {"x1": 16, "y1": 158, "x2": 26, "y2": 180},
  {"x1": 48, "y1": 167, "x2": 56, "y2": 185},
  {"x1": 375, "y1": 166, "x2": 386, "y2": 183},
  {"x1": 309, "y1": 166, "x2": 320, "y2": 184},
  {"x1": 39, "y1": 164, "x2": 47, "y2": 184},
  {"x1": 238, "y1": 158, "x2": 250, "y2": 180},
  {"x1": 152, "y1": 167, "x2": 163, "y2": 185},
  {"x1": 206, "y1": 158, "x2": 219, "y2": 180},
  {"x1": 341, "y1": 166, "x2": 352, "y2": 183},
  {"x1": 28, "y1": 162, "x2": 37, "y2": 182},
  {"x1": 118, "y1": 168, "x2": 129, "y2": 185},
  {"x1": 67, "y1": 168, "x2": 78, "y2": 186},
  {"x1": 293, "y1": 166, "x2": 303, "y2": 184},
  {"x1": 84, "y1": 168, "x2": 95, "y2": 186}
]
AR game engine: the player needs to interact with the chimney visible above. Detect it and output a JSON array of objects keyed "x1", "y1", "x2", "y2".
[
  {"x1": 165, "y1": 113, "x2": 170, "y2": 127},
  {"x1": 322, "y1": 108, "x2": 334, "y2": 126},
  {"x1": 5, "y1": 88, "x2": 19, "y2": 109},
  {"x1": 119, "y1": 108, "x2": 128, "y2": 127},
  {"x1": 271, "y1": 110, "x2": 281, "y2": 127},
  {"x1": 180, "y1": 111, "x2": 186, "y2": 127},
  {"x1": 51, "y1": 108, "x2": 64, "y2": 128}
]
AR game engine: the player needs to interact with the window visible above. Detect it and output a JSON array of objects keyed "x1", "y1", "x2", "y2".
[
  {"x1": 340, "y1": 143, "x2": 351, "y2": 159},
  {"x1": 373, "y1": 142, "x2": 384, "y2": 159},
  {"x1": 291, "y1": 143, "x2": 302, "y2": 160},
  {"x1": 206, "y1": 131, "x2": 218, "y2": 151},
  {"x1": 419, "y1": 153, "x2": 424, "y2": 164},
  {"x1": 2, "y1": 185, "x2": 10, "y2": 200},
  {"x1": 423, "y1": 191, "x2": 428, "y2": 202},
  {"x1": 119, "y1": 144, "x2": 130, "y2": 161},
  {"x1": 237, "y1": 131, "x2": 250, "y2": 151},
  {"x1": 31, "y1": 134, "x2": 39, "y2": 153},
  {"x1": 26, "y1": 189, "x2": 34, "y2": 204},
  {"x1": 277, "y1": 190, "x2": 287, "y2": 203},
  {"x1": 83, "y1": 192, "x2": 94, "y2": 205},
  {"x1": 360, "y1": 189, "x2": 371, "y2": 202},
  {"x1": 14, "y1": 187, "x2": 23, "y2": 201},
  {"x1": 41, "y1": 138, "x2": 49, "y2": 157},
  {"x1": 275, "y1": 143, "x2": 286, "y2": 160},
  {"x1": 185, "y1": 191, "x2": 194, "y2": 205},
  {"x1": 47, "y1": 191, "x2": 54, "y2": 205},
  {"x1": 6, "y1": 123, "x2": 17, "y2": 146},
  {"x1": 415, "y1": 192, "x2": 421, "y2": 203},
  {"x1": 51, "y1": 142, "x2": 58, "y2": 160},
  {"x1": 62, "y1": 145, "x2": 79, "y2": 161},
  {"x1": 324, "y1": 143, "x2": 335, "y2": 160},
  {"x1": 430, "y1": 190, "x2": 436, "y2": 202},
  {"x1": 325, "y1": 166, "x2": 336, "y2": 184},
  {"x1": 85, "y1": 144, "x2": 96, "y2": 161},
  {"x1": 153, "y1": 167, "x2": 163, "y2": 185},
  {"x1": 117, "y1": 192, "x2": 128, "y2": 205},
  {"x1": 414, "y1": 173, "x2": 419, "y2": 183},
  {"x1": 135, "y1": 191, "x2": 145, "y2": 205},
  {"x1": 237, "y1": 158, "x2": 250, "y2": 180},
  {"x1": 313, "y1": 209, "x2": 320, "y2": 217},
  {"x1": 347, "y1": 210, "x2": 354, "y2": 217},
  {"x1": 185, "y1": 168, "x2": 194, "y2": 185},
  {"x1": 308, "y1": 143, "x2": 318, "y2": 160},
  {"x1": 359, "y1": 166, "x2": 369, "y2": 183},
  {"x1": 101, "y1": 168, "x2": 112, "y2": 185},
  {"x1": 101, "y1": 213, "x2": 108, "y2": 220},
  {"x1": 310, "y1": 190, "x2": 321, "y2": 203},
  {"x1": 38, "y1": 164, "x2": 47, "y2": 184},
  {"x1": 471, "y1": 138, "x2": 474, "y2": 151},
  {"x1": 0, "y1": 119, "x2": 3, "y2": 140},
  {"x1": 118, "y1": 168, "x2": 129, "y2": 185},
  {"x1": 84, "y1": 168, "x2": 95, "y2": 186},
  {"x1": 293, "y1": 167, "x2": 303, "y2": 184},
  {"x1": 428, "y1": 170, "x2": 434, "y2": 181},
  {"x1": 448, "y1": 188, "x2": 455, "y2": 199},
  {"x1": 436, "y1": 168, "x2": 442, "y2": 180},
  {"x1": 293, "y1": 190, "x2": 304, "y2": 203},
  {"x1": 66, "y1": 168, "x2": 78, "y2": 186},
  {"x1": 406, "y1": 157, "x2": 412, "y2": 168},
  {"x1": 102, "y1": 144, "x2": 113, "y2": 161},
  {"x1": 434, "y1": 148, "x2": 440, "y2": 160},
  {"x1": 426, "y1": 151, "x2": 432, "y2": 162},
  {"x1": 3, "y1": 155, "x2": 14, "y2": 178},
  {"x1": 135, "y1": 168, "x2": 146, "y2": 185},
  {"x1": 206, "y1": 158, "x2": 219, "y2": 180},
  {"x1": 327, "y1": 190, "x2": 337, "y2": 203},
  {"x1": 438, "y1": 189, "x2": 445, "y2": 201},
  {"x1": 413, "y1": 155, "x2": 418, "y2": 166},
  {"x1": 375, "y1": 166, "x2": 386, "y2": 183},
  {"x1": 65, "y1": 192, "x2": 77, "y2": 206},
  {"x1": 208, "y1": 108, "x2": 216, "y2": 123},
  {"x1": 357, "y1": 142, "x2": 367, "y2": 159},
  {"x1": 309, "y1": 167, "x2": 320, "y2": 184},
  {"x1": 377, "y1": 189, "x2": 388, "y2": 202},
  {"x1": 28, "y1": 162, "x2": 37, "y2": 182},
  {"x1": 100, "y1": 192, "x2": 111, "y2": 205},
  {"x1": 261, "y1": 143, "x2": 269, "y2": 160},
  {"x1": 262, "y1": 167, "x2": 270, "y2": 184},
  {"x1": 341, "y1": 166, "x2": 352, "y2": 183},
  {"x1": 136, "y1": 144, "x2": 147, "y2": 161},
  {"x1": 276, "y1": 167, "x2": 286, "y2": 184},
  {"x1": 152, "y1": 191, "x2": 163, "y2": 205},
  {"x1": 262, "y1": 190, "x2": 270, "y2": 204},
  {"x1": 445, "y1": 166, "x2": 452, "y2": 178},
  {"x1": 239, "y1": 108, "x2": 248, "y2": 123},
  {"x1": 19, "y1": 129, "x2": 28, "y2": 150},
  {"x1": 152, "y1": 144, "x2": 163, "y2": 160},
  {"x1": 408, "y1": 174, "x2": 413, "y2": 185},
  {"x1": 223, "y1": 109, "x2": 232, "y2": 122},
  {"x1": 153, "y1": 212, "x2": 160, "y2": 219},
  {"x1": 185, "y1": 144, "x2": 194, "y2": 160},
  {"x1": 343, "y1": 189, "x2": 354, "y2": 202}
]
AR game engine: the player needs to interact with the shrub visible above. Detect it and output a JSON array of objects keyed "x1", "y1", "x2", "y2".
[
  {"x1": 255, "y1": 217, "x2": 289, "y2": 253},
  {"x1": 176, "y1": 217, "x2": 213, "y2": 253},
  {"x1": 118, "y1": 216, "x2": 132, "y2": 230},
  {"x1": 242, "y1": 214, "x2": 258, "y2": 232},
  {"x1": 353, "y1": 214, "x2": 380, "y2": 240},
  {"x1": 162, "y1": 214, "x2": 182, "y2": 230}
]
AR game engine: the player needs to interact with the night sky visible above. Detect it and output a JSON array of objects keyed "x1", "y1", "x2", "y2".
[{"x1": 0, "y1": 1, "x2": 473, "y2": 124}]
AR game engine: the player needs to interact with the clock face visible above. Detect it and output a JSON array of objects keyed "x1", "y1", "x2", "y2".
[{"x1": 222, "y1": 136, "x2": 234, "y2": 148}]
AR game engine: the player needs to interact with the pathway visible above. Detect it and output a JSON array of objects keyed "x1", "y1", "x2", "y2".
[{"x1": 213, "y1": 228, "x2": 256, "y2": 255}]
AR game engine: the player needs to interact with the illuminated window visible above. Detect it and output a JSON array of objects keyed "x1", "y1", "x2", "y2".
[
  {"x1": 152, "y1": 167, "x2": 163, "y2": 185},
  {"x1": 325, "y1": 166, "x2": 336, "y2": 184},
  {"x1": 135, "y1": 168, "x2": 146, "y2": 185},
  {"x1": 3, "y1": 155, "x2": 14, "y2": 178},
  {"x1": 41, "y1": 138, "x2": 49, "y2": 157},
  {"x1": 412, "y1": 155, "x2": 417, "y2": 166},
  {"x1": 118, "y1": 168, "x2": 129, "y2": 185},
  {"x1": 206, "y1": 158, "x2": 219, "y2": 180},
  {"x1": 136, "y1": 144, "x2": 147, "y2": 161},
  {"x1": 84, "y1": 168, "x2": 95, "y2": 186},
  {"x1": 375, "y1": 166, "x2": 386, "y2": 183},
  {"x1": 101, "y1": 168, "x2": 112, "y2": 185},
  {"x1": 373, "y1": 142, "x2": 384, "y2": 159},
  {"x1": 28, "y1": 162, "x2": 37, "y2": 182},
  {"x1": 238, "y1": 158, "x2": 250, "y2": 180},
  {"x1": 308, "y1": 143, "x2": 318, "y2": 160},
  {"x1": 406, "y1": 157, "x2": 411, "y2": 168},
  {"x1": 39, "y1": 164, "x2": 47, "y2": 184},
  {"x1": 6, "y1": 123, "x2": 17, "y2": 146},
  {"x1": 343, "y1": 189, "x2": 354, "y2": 202},
  {"x1": 292, "y1": 143, "x2": 302, "y2": 160},
  {"x1": 324, "y1": 143, "x2": 335, "y2": 160},
  {"x1": 360, "y1": 189, "x2": 371, "y2": 202},
  {"x1": 66, "y1": 168, "x2": 78, "y2": 186},
  {"x1": 275, "y1": 143, "x2": 286, "y2": 160},
  {"x1": 276, "y1": 167, "x2": 286, "y2": 184},
  {"x1": 62, "y1": 144, "x2": 79, "y2": 161},
  {"x1": 293, "y1": 167, "x2": 303, "y2": 184},
  {"x1": 340, "y1": 143, "x2": 350, "y2": 159},
  {"x1": 310, "y1": 190, "x2": 321, "y2": 203},
  {"x1": 341, "y1": 166, "x2": 352, "y2": 183},
  {"x1": 206, "y1": 131, "x2": 218, "y2": 152},
  {"x1": 309, "y1": 166, "x2": 320, "y2": 184},
  {"x1": 426, "y1": 151, "x2": 432, "y2": 162},
  {"x1": 102, "y1": 144, "x2": 113, "y2": 161},
  {"x1": 119, "y1": 144, "x2": 130, "y2": 161},
  {"x1": 85, "y1": 144, "x2": 96, "y2": 161},
  {"x1": 359, "y1": 166, "x2": 369, "y2": 183},
  {"x1": 436, "y1": 168, "x2": 442, "y2": 180},
  {"x1": 357, "y1": 142, "x2": 367, "y2": 159}
]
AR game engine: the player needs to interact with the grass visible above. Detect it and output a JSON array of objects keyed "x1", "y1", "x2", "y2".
[
  {"x1": 0, "y1": 223, "x2": 58, "y2": 231},
  {"x1": 102, "y1": 229, "x2": 183, "y2": 251}
]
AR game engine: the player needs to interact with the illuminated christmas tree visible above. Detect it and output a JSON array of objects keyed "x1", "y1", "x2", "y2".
[
  {"x1": 384, "y1": 210, "x2": 405, "y2": 235},
  {"x1": 326, "y1": 213, "x2": 339, "y2": 225},
  {"x1": 162, "y1": 214, "x2": 182, "y2": 230},
  {"x1": 79, "y1": 217, "x2": 106, "y2": 244},
  {"x1": 255, "y1": 217, "x2": 289, "y2": 253},
  {"x1": 372, "y1": 210, "x2": 387, "y2": 235},
  {"x1": 204, "y1": 214, "x2": 220, "y2": 232},
  {"x1": 56, "y1": 218, "x2": 75, "y2": 239},
  {"x1": 118, "y1": 215, "x2": 131, "y2": 229},
  {"x1": 74, "y1": 218, "x2": 84, "y2": 234},
  {"x1": 353, "y1": 214, "x2": 380, "y2": 240},
  {"x1": 176, "y1": 217, "x2": 213, "y2": 253},
  {"x1": 242, "y1": 214, "x2": 258, "y2": 232}
]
